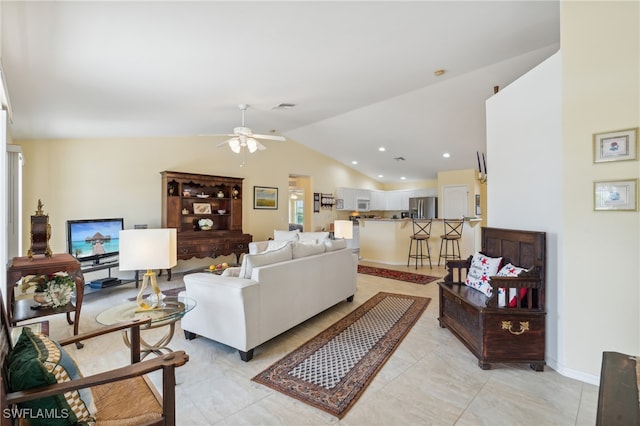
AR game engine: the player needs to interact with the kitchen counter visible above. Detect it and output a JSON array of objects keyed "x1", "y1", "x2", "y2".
[{"x1": 358, "y1": 217, "x2": 481, "y2": 265}]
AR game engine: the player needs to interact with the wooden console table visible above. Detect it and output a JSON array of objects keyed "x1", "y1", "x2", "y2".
[{"x1": 6, "y1": 253, "x2": 85, "y2": 347}]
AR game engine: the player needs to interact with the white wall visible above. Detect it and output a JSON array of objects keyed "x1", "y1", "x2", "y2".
[
  {"x1": 487, "y1": 0, "x2": 640, "y2": 384},
  {"x1": 486, "y1": 52, "x2": 563, "y2": 376},
  {"x1": 16, "y1": 136, "x2": 379, "y2": 255},
  {"x1": 560, "y1": 0, "x2": 639, "y2": 380}
]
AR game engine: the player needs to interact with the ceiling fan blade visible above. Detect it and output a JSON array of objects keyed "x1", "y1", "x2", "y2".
[
  {"x1": 252, "y1": 133, "x2": 286, "y2": 142},
  {"x1": 217, "y1": 137, "x2": 235, "y2": 147},
  {"x1": 256, "y1": 141, "x2": 267, "y2": 151}
]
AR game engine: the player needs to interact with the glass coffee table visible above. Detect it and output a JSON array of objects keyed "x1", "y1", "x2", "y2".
[{"x1": 96, "y1": 296, "x2": 196, "y2": 359}]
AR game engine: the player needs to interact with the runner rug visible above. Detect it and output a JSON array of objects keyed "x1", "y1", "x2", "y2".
[
  {"x1": 252, "y1": 292, "x2": 431, "y2": 419},
  {"x1": 357, "y1": 265, "x2": 439, "y2": 285}
]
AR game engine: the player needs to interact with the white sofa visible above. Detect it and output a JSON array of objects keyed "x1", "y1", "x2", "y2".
[{"x1": 180, "y1": 237, "x2": 357, "y2": 361}]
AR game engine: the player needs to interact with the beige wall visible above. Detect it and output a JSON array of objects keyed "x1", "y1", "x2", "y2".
[
  {"x1": 17, "y1": 136, "x2": 378, "y2": 254},
  {"x1": 562, "y1": 1, "x2": 639, "y2": 375}
]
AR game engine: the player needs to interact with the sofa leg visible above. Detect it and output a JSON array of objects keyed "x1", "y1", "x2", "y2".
[
  {"x1": 346, "y1": 295, "x2": 354, "y2": 302},
  {"x1": 184, "y1": 331, "x2": 197, "y2": 340},
  {"x1": 239, "y1": 349, "x2": 254, "y2": 362}
]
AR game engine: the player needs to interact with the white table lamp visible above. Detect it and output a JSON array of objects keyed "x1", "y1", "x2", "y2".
[
  {"x1": 119, "y1": 228, "x2": 177, "y2": 310},
  {"x1": 334, "y1": 220, "x2": 353, "y2": 240}
]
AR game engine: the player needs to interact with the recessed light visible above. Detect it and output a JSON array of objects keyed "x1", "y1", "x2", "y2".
[
  {"x1": 434, "y1": 69, "x2": 445, "y2": 77},
  {"x1": 378, "y1": 147, "x2": 386, "y2": 152},
  {"x1": 351, "y1": 160, "x2": 358, "y2": 165},
  {"x1": 378, "y1": 174, "x2": 384, "y2": 178},
  {"x1": 442, "y1": 152, "x2": 450, "y2": 158},
  {"x1": 400, "y1": 177, "x2": 406, "y2": 180}
]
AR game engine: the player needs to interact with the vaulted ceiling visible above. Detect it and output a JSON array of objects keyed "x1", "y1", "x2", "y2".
[{"x1": 1, "y1": 1, "x2": 560, "y2": 183}]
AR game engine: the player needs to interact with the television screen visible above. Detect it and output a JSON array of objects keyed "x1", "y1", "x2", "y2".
[{"x1": 67, "y1": 218, "x2": 124, "y2": 264}]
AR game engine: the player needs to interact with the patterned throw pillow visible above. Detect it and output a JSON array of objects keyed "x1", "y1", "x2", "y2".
[
  {"x1": 464, "y1": 252, "x2": 502, "y2": 297},
  {"x1": 496, "y1": 263, "x2": 528, "y2": 307},
  {"x1": 8, "y1": 328, "x2": 95, "y2": 425}
]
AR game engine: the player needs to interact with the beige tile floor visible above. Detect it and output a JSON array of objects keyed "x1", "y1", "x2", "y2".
[{"x1": 41, "y1": 260, "x2": 598, "y2": 426}]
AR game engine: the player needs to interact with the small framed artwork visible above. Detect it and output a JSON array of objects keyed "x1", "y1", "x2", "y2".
[
  {"x1": 594, "y1": 179, "x2": 638, "y2": 211},
  {"x1": 475, "y1": 194, "x2": 481, "y2": 216},
  {"x1": 593, "y1": 128, "x2": 638, "y2": 163},
  {"x1": 254, "y1": 186, "x2": 278, "y2": 210},
  {"x1": 193, "y1": 203, "x2": 212, "y2": 214}
]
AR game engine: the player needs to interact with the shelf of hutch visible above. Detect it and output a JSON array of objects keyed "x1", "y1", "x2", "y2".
[{"x1": 161, "y1": 171, "x2": 252, "y2": 270}]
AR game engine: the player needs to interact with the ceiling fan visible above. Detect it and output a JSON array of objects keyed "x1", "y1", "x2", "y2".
[{"x1": 217, "y1": 104, "x2": 285, "y2": 154}]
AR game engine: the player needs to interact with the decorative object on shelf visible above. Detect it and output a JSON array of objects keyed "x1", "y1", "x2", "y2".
[
  {"x1": 20, "y1": 272, "x2": 75, "y2": 308},
  {"x1": 28, "y1": 199, "x2": 53, "y2": 259},
  {"x1": 593, "y1": 127, "x2": 638, "y2": 163},
  {"x1": 232, "y1": 185, "x2": 240, "y2": 199},
  {"x1": 217, "y1": 190, "x2": 225, "y2": 198},
  {"x1": 476, "y1": 151, "x2": 487, "y2": 184},
  {"x1": 198, "y1": 218, "x2": 213, "y2": 230},
  {"x1": 196, "y1": 193, "x2": 210, "y2": 198},
  {"x1": 182, "y1": 208, "x2": 189, "y2": 215},
  {"x1": 119, "y1": 228, "x2": 177, "y2": 311},
  {"x1": 594, "y1": 178, "x2": 638, "y2": 211},
  {"x1": 217, "y1": 209, "x2": 226, "y2": 215},
  {"x1": 193, "y1": 203, "x2": 212, "y2": 214},
  {"x1": 254, "y1": 186, "x2": 278, "y2": 210},
  {"x1": 321, "y1": 193, "x2": 335, "y2": 209}
]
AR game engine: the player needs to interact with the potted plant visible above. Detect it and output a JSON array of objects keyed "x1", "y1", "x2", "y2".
[{"x1": 20, "y1": 272, "x2": 76, "y2": 307}]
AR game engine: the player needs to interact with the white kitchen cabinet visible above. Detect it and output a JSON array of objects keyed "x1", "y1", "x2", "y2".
[
  {"x1": 370, "y1": 190, "x2": 385, "y2": 211},
  {"x1": 336, "y1": 187, "x2": 356, "y2": 210},
  {"x1": 385, "y1": 190, "x2": 402, "y2": 210}
]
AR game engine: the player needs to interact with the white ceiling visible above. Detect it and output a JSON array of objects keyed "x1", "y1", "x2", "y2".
[{"x1": 1, "y1": 1, "x2": 560, "y2": 183}]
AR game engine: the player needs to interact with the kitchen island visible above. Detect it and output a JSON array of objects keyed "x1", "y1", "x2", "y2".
[{"x1": 359, "y1": 217, "x2": 482, "y2": 265}]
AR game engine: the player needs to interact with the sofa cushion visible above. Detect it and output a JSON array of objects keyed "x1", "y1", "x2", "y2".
[
  {"x1": 324, "y1": 239, "x2": 347, "y2": 251},
  {"x1": 465, "y1": 252, "x2": 502, "y2": 297},
  {"x1": 239, "y1": 244, "x2": 293, "y2": 279},
  {"x1": 291, "y1": 241, "x2": 326, "y2": 259},
  {"x1": 8, "y1": 328, "x2": 95, "y2": 425},
  {"x1": 298, "y1": 231, "x2": 330, "y2": 243},
  {"x1": 496, "y1": 263, "x2": 529, "y2": 307},
  {"x1": 273, "y1": 229, "x2": 300, "y2": 241}
]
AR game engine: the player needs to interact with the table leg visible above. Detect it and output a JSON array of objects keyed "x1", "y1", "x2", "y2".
[{"x1": 121, "y1": 322, "x2": 177, "y2": 360}]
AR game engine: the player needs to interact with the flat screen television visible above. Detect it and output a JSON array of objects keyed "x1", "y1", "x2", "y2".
[{"x1": 66, "y1": 218, "x2": 124, "y2": 264}]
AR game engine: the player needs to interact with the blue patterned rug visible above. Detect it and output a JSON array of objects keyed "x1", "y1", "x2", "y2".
[{"x1": 252, "y1": 292, "x2": 431, "y2": 419}]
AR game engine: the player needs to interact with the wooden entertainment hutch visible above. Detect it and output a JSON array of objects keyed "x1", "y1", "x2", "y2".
[{"x1": 161, "y1": 171, "x2": 252, "y2": 276}]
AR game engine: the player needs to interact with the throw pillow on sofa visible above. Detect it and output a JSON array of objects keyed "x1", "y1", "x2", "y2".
[
  {"x1": 273, "y1": 229, "x2": 300, "y2": 241},
  {"x1": 464, "y1": 252, "x2": 502, "y2": 297},
  {"x1": 291, "y1": 241, "x2": 326, "y2": 259},
  {"x1": 298, "y1": 231, "x2": 330, "y2": 243},
  {"x1": 239, "y1": 244, "x2": 293, "y2": 279},
  {"x1": 324, "y1": 239, "x2": 347, "y2": 251}
]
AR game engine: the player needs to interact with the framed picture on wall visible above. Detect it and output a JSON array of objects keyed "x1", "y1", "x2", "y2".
[
  {"x1": 594, "y1": 179, "x2": 638, "y2": 211},
  {"x1": 593, "y1": 128, "x2": 638, "y2": 163},
  {"x1": 254, "y1": 186, "x2": 278, "y2": 210}
]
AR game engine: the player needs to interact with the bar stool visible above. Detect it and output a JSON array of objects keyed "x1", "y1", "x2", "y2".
[
  {"x1": 438, "y1": 219, "x2": 464, "y2": 266},
  {"x1": 407, "y1": 219, "x2": 432, "y2": 269}
]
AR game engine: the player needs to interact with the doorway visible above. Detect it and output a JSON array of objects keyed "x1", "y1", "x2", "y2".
[
  {"x1": 442, "y1": 185, "x2": 469, "y2": 219},
  {"x1": 289, "y1": 175, "x2": 311, "y2": 231}
]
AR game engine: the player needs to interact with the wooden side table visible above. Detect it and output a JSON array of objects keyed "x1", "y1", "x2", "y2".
[{"x1": 7, "y1": 253, "x2": 85, "y2": 348}]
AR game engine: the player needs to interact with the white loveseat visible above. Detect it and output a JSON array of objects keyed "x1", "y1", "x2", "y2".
[{"x1": 180, "y1": 236, "x2": 357, "y2": 361}]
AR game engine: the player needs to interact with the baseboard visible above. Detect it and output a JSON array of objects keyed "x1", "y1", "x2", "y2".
[{"x1": 546, "y1": 357, "x2": 599, "y2": 385}]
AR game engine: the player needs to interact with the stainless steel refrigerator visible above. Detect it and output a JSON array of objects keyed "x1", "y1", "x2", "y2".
[{"x1": 409, "y1": 196, "x2": 437, "y2": 219}]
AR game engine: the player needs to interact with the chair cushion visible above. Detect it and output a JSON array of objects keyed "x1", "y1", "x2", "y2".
[
  {"x1": 464, "y1": 252, "x2": 502, "y2": 297},
  {"x1": 324, "y1": 239, "x2": 347, "y2": 251},
  {"x1": 8, "y1": 328, "x2": 95, "y2": 425},
  {"x1": 298, "y1": 231, "x2": 330, "y2": 243},
  {"x1": 91, "y1": 376, "x2": 162, "y2": 425},
  {"x1": 291, "y1": 241, "x2": 326, "y2": 258}
]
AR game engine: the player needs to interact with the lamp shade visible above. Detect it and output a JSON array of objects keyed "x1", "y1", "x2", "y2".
[
  {"x1": 334, "y1": 220, "x2": 353, "y2": 240},
  {"x1": 119, "y1": 228, "x2": 177, "y2": 271}
]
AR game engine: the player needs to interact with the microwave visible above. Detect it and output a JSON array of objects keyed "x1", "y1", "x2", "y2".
[{"x1": 357, "y1": 198, "x2": 370, "y2": 211}]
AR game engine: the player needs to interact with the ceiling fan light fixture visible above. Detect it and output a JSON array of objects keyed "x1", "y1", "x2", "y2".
[
  {"x1": 229, "y1": 138, "x2": 241, "y2": 153},
  {"x1": 246, "y1": 138, "x2": 258, "y2": 153}
]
